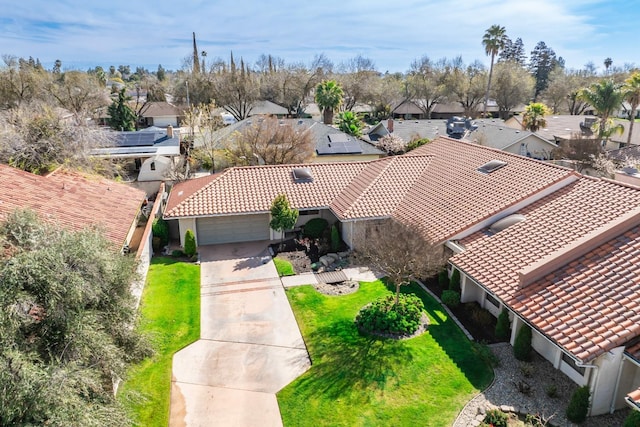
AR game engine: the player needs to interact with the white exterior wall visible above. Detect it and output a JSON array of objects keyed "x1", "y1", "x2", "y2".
[
  {"x1": 152, "y1": 115, "x2": 178, "y2": 127},
  {"x1": 460, "y1": 274, "x2": 483, "y2": 303},
  {"x1": 532, "y1": 330, "x2": 561, "y2": 367},
  {"x1": 504, "y1": 136, "x2": 555, "y2": 160},
  {"x1": 178, "y1": 218, "x2": 197, "y2": 247},
  {"x1": 138, "y1": 156, "x2": 173, "y2": 182},
  {"x1": 590, "y1": 347, "x2": 625, "y2": 416}
]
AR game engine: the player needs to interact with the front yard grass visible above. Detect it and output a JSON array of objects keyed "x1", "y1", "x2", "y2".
[
  {"x1": 119, "y1": 257, "x2": 200, "y2": 426},
  {"x1": 274, "y1": 256, "x2": 296, "y2": 276},
  {"x1": 278, "y1": 280, "x2": 493, "y2": 426}
]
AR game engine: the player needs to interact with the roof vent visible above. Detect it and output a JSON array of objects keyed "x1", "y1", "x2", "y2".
[
  {"x1": 292, "y1": 167, "x2": 313, "y2": 183},
  {"x1": 477, "y1": 159, "x2": 508, "y2": 174},
  {"x1": 298, "y1": 120, "x2": 303, "y2": 125},
  {"x1": 489, "y1": 214, "x2": 526, "y2": 234}
]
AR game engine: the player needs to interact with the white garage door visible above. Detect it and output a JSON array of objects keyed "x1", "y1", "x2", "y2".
[{"x1": 196, "y1": 214, "x2": 270, "y2": 245}]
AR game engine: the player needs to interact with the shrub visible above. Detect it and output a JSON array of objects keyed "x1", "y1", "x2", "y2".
[
  {"x1": 438, "y1": 269, "x2": 448, "y2": 287},
  {"x1": 152, "y1": 236, "x2": 162, "y2": 252},
  {"x1": 495, "y1": 309, "x2": 511, "y2": 340},
  {"x1": 624, "y1": 410, "x2": 640, "y2": 427},
  {"x1": 274, "y1": 257, "x2": 295, "y2": 277},
  {"x1": 356, "y1": 294, "x2": 425, "y2": 336},
  {"x1": 152, "y1": 218, "x2": 170, "y2": 246},
  {"x1": 520, "y1": 362, "x2": 534, "y2": 377},
  {"x1": 483, "y1": 408, "x2": 508, "y2": 427},
  {"x1": 513, "y1": 324, "x2": 532, "y2": 361},
  {"x1": 472, "y1": 341, "x2": 500, "y2": 367},
  {"x1": 469, "y1": 304, "x2": 494, "y2": 329},
  {"x1": 566, "y1": 386, "x2": 590, "y2": 424},
  {"x1": 449, "y1": 269, "x2": 461, "y2": 292},
  {"x1": 184, "y1": 229, "x2": 197, "y2": 257},
  {"x1": 441, "y1": 290, "x2": 460, "y2": 308},
  {"x1": 406, "y1": 137, "x2": 430, "y2": 152},
  {"x1": 171, "y1": 249, "x2": 184, "y2": 258},
  {"x1": 303, "y1": 218, "x2": 328, "y2": 239},
  {"x1": 545, "y1": 384, "x2": 558, "y2": 398},
  {"x1": 330, "y1": 224, "x2": 340, "y2": 252}
]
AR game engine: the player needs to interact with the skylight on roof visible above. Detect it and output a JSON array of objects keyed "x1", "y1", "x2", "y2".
[
  {"x1": 478, "y1": 159, "x2": 508, "y2": 174},
  {"x1": 292, "y1": 167, "x2": 313, "y2": 183},
  {"x1": 489, "y1": 214, "x2": 526, "y2": 234}
]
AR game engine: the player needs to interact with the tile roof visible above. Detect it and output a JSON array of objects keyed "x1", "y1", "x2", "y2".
[
  {"x1": 164, "y1": 162, "x2": 369, "y2": 218},
  {"x1": 166, "y1": 137, "x2": 575, "y2": 245},
  {"x1": 394, "y1": 138, "x2": 574, "y2": 242},
  {"x1": 0, "y1": 165, "x2": 145, "y2": 247},
  {"x1": 452, "y1": 177, "x2": 640, "y2": 362}
]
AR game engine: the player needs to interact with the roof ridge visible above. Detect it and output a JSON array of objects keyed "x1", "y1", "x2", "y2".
[{"x1": 338, "y1": 157, "x2": 397, "y2": 217}]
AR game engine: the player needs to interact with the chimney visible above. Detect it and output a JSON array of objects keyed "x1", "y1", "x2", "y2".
[
  {"x1": 387, "y1": 118, "x2": 394, "y2": 133},
  {"x1": 167, "y1": 125, "x2": 173, "y2": 138}
]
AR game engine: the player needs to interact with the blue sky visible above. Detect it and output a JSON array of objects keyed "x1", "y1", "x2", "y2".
[{"x1": 1, "y1": 0, "x2": 638, "y2": 73}]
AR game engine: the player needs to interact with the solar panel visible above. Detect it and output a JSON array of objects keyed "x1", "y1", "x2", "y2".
[
  {"x1": 115, "y1": 132, "x2": 156, "y2": 147},
  {"x1": 316, "y1": 134, "x2": 363, "y2": 155}
]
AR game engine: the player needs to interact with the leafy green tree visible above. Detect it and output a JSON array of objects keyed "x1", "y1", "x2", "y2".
[
  {"x1": 529, "y1": 41, "x2": 559, "y2": 98},
  {"x1": 269, "y1": 194, "x2": 299, "y2": 249},
  {"x1": 522, "y1": 102, "x2": 550, "y2": 132},
  {"x1": 337, "y1": 111, "x2": 363, "y2": 136},
  {"x1": 482, "y1": 24, "x2": 507, "y2": 117},
  {"x1": 156, "y1": 64, "x2": 166, "y2": 81},
  {"x1": 624, "y1": 410, "x2": 640, "y2": 427},
  {"x1": 184, "y1": 229, "x2": 197, "y2": 257},
  {"x1": 107, "y1": 88, "x2": 136, "y2": 131},
  {"x1": 514, "y1": 324, "x2": 532, "y2": 361},
  {"x1": 315, "y1": 80, "x2": 343, "y2": 124},
  {"x1": 0, "y1": 209, "x2": 149, "y2": 426},
  {"x1": 406, "y1": 55, "x2": 446, "y2": 119},
  {"x1": 498, "y1": 36, "x2": 526, "y2": 66},
  {"x1": 578, "y1": 79, "x2": 625, "y2": 143},
  {"x1": 491, "y1": 61, "x2": 535, "y2": 119},
  {"x1": 623, "y1": 72, "x2": 640, "y2": 145},
  {"x1": 495, "y1": 309, "x2": 511, "y2": 340}
]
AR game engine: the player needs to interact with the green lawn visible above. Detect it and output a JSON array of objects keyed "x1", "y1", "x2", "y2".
[
  {"x1": 119, "y1": 257, "x2": 201, "y2": 426},
  {"x1": 278, "y1": 280, "x2": 493, "y2": 427},
  {"x1": 274, "y1": 256, "x2": 296, "y2": 276}
]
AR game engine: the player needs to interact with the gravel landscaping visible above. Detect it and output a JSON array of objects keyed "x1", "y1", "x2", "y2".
[{"x1": 454, "y1": 343, "x2": 631, "y2": 427}]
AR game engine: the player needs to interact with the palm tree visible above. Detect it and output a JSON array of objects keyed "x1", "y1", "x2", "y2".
[
  {"x1": 482, "y1": 24, "x2": 507, "y2": 117},
  {"x1": 522, "y1": 102, "x2": 550, "y2": 132},
  {"x1": 578, "y1": 79, "x2": 625, "y2": 144},
  {"x1": 604, "y1": 57, "x2": 613, "y2": 74},
  {"x1": 315, "y1": 80, "x2": 343, "y2": 124},
  {"x1": 623, "y1": 72, "x2": 640, "y2": 145}
]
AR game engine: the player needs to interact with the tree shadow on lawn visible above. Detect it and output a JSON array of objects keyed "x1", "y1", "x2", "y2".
[
  {"x1": 295, "y1": 317, "x2": 414, "y2": 401},
  {"x1": 399, "y1": 282, "x2": 494, "y2": 390}
]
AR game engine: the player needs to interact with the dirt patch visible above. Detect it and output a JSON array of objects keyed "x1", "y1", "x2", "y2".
[
  {"x1": 277, "y1": 251, "x2": 313, "y2": 273},
  {"x1": 314, "y1": 280, "x2": 360, "y2": 295}
]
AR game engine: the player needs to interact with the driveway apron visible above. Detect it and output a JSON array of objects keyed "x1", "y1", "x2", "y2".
[{"x1": 170, "y1": 242, "x2": 310, "y2": 427}]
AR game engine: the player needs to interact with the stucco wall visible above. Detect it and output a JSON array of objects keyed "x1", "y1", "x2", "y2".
[
  {"x1": 590, "y1": 347, "x2": 625, "y2": 416},
  {"x1": 504, "y1": 135, "x2": 555, "y2": 159},
  {"x1": 178, "y1": 218, "x2": 197, "y2": 247}
]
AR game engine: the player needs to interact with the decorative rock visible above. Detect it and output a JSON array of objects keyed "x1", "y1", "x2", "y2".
[
  {"x1": 327, "y1": 253, "x2": 339, "y2": 262},
  {"x1": 337, "y1": 251, "x2": 350, "y2": 258},
  {"x1": 319, "y1": 255, "x2": 331, "y2": 267}
]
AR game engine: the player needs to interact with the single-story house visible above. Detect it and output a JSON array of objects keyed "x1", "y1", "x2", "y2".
[
  {"x1": 0, "y1": 164, "x2": 146, "y2": 251},
  {"x1": 464, "y1": 120, "x2": 558, "y2": 160},
  {"x1": 139, "y1": 101, "x2": 183, "y2": 128},
  {"x1": 247, "y1": 100, "x2": 289, "y2": 118},
  {"x1": 203, "y1": 116, "x2": 384, "y2": 164},
  {"x1": 505, "y1": 115, "x2": 640, "y2": 149},
  {"x1": 90, "y1": 126, "x2": 182, "y2": 185},
  {"x1": 164, "y1": 135, "x2": 640, "y2": 417},
  {"x1": 390, "y1": 99, "x2": 504, "y2": 120}
]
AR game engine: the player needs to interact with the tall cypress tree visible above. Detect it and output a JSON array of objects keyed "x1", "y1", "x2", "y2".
[{"x1": 107, "y1": 88, "x2": 136, "y2": 131}]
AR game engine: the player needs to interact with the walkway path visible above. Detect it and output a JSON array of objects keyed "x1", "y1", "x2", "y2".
[{"x1": 169, "y1": 242, "x2": 310, "y2": 427}]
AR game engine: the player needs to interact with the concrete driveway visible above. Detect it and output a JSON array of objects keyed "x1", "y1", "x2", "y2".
[{"x1": 170, "y1": 242, "x2": 310, "y2": 427}]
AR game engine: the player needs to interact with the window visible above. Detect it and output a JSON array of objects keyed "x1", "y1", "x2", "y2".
[
  {"x1": 486, "y1": 293, "x2": 500, "y2": 307},
  {"x1": 150, "y1": 161, "x2": 156, "y2": 171},
  {"x1": 562, "y1": 352, "x2": 586, "y2": 375},
  {"x1": 477, "y1": 159, "x2": 507, "y2": 174}
]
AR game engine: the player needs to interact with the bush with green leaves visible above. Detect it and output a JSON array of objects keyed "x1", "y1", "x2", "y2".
[
  {"x1": 495, "y1": 309, "x2": 511, "y2": 340},
  {"x1": 303, "y1": 218, "x2": 328, "y2": 239},
  {"x1": 356, "y1": 294, "x2": 425, "y2": 336},
  {"x1": 152, "y1": 218, "x2": 170, "y2": 246},
  {"x1": 624, "y1": 410, "x2": 640, "y2": 427},
  {"x1": 330, "y1": 224, "x2": 340, "y2": 252},
  {"x1": 171, "y1": 249, "x2": 185, "y2": 258},
  {"x1": 483, "y1": 408, "x2": 508, "y2": 427},
  {"x1": 449, "y1": 268, "x2": 461, "y2": 292},
  {"x1": 406, "y1": 138, "x2": 430, "y2": 152},
  {"x1": 566, "y1": 385, "x2": 590, "y2": 424},
  {"x1": 184, "y1": 229, "x2": 197, "y2": 257},
  {"x1": 441, "y1": 290, "x2": 460, "y2": 308},
  {"x1": 438, "y1": 269, "x2": 448, "y2": 287},
  {"x1": 514, "y1": 324, "x2": 533, "y2": 361}
]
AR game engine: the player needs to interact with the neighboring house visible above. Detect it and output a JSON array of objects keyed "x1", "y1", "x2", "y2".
[
  {"x1": 464, "y1": 120, "x2": 558, "y2": 160},
  {"x1": 204, "y1": 116, "x2": 383, "y2": 163},
  {"x1": 247, "y1": 100, "x2": 289, "y2": 118},
  {"x1": 364, "y1": 119, "x2": 442, "y2": 144},
  {"x1": 0, "y1": 164, "x2": 145, "y2": 251},
  {"x1": 505, "y1": 114, "x2": 640, "y2": 149},
  {"x1": 390, "y1": 99, "x2": 505, "y2": 120},
  {"x1": 139, "y1": 101, "x2": 183, "y2": 128},
  {"x1": 164, "y1": 135, "x2": 640, "y2": 417},
  {"x1": 90, "y1": 126, "x2": 182, "y2": 186}
]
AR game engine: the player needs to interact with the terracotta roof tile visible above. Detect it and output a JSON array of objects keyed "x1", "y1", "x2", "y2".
[{"x1": 0, "y1": 165, "x2": 145, "y2": 247}]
